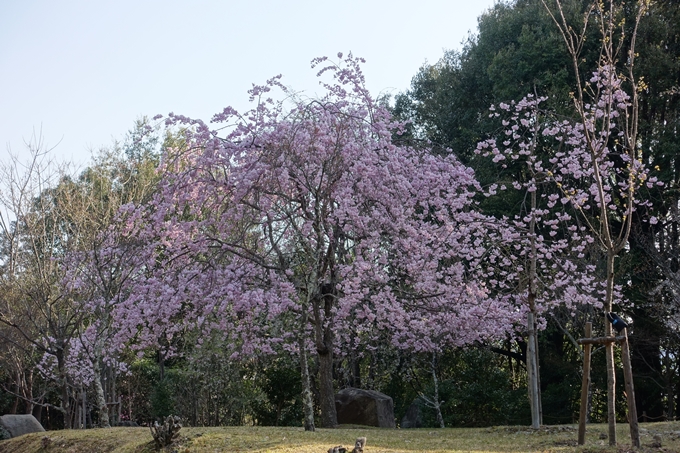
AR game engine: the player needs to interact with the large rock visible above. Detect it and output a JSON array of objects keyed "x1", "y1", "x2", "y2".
[
  {"x1": 0, "y1": 414, "x2": 45, "y2": 438},
  {"x1": 335, "y1": 388, "x2": 395, "y2": 428}
]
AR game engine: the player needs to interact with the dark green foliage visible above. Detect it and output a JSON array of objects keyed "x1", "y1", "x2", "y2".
[
  {"x1": 433, "y1": 349, "x2": 529, "y2": 427},
  {"x1": 122, "y1": 352, "x2": 274, "y2": 427},
  {"x1": 629, "y1": 0, "x2": 680, "y2": 421},
  {"x1": 0, "y1": 372, "x2": 13, "y2": 415},
  {"x1": 636, "y1": 0, "x2": 680, "y2": 189},
  {"x1": 378, "y1": 354, "x2": 420, "y2": 427},
  {"x1": 393, "y1": 0, "x2": 592, "y2": 168},
  {"x1": 480, "y1": 0, "x2": 575, "y2": 103},
  {"x1": 163, "y1": 355, "x2": 265, "y2": 427},
  {"x1": 385, "y1": 349, "x2": 529, "y2": 428},
  {"x1": 151, "y1": 378, "x2": 175, "y2": 420},
  {"x1": 537, "y1": 321, "x2": 584, "y2": 424},
  {"x1": 121, "y1": 358, "x2": 162, "y2": 424},
  {"x1": 252, "y1": 357, "x2": 303, "y2": 426},
  {"x1": 618, "y1": 246, "x2": 669, "y2": 421}
]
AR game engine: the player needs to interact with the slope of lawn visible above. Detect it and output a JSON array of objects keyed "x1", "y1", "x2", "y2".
[{"x1": 1, "y1": 422, "x2": 679, "y2": 453}]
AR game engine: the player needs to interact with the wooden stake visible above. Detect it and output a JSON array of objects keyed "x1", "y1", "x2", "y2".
[
  {"x1": 577, "y1": 335, "x2": 626, "y2": 345},
  {"x1": 578, "y1": 322, "x2": 592, "y2": 445}
]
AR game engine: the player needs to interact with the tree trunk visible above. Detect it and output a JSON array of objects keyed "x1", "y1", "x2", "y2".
[
  {"x1": 620, "y1": 329, "x2": 640, "y2": 447},
  {"x1": 350, "y1": 337, "x2": 361, "y2": 388},
  {"x1": 578, "y1": 322, "x2": 592, "y2": 445},
  {"x1": 32, "y1": 402, "x2": 43, "y2": 422},
  {"x1": 93, "y1": 357, "x2": 110, "y2": 427},
  {"x1": 317, "y1": 346, "x2": 337, "y2": 428},
  {"x1": 666, "y1": 370, "x2": 675, "y2": 421},
  {"x1": 535, "y1": 334, "x2": 543, "y2": 425},
  {"x1": 80, "y1": 387, "x2": 87, "y2": 429},
  {"x1": 158, "y1": 349, "x2": 165, "y2": 382},
  {"x1": 11, "y1": 370, "x2": 20, "y2": 414},
  {"x1": 74, "y1": 390, "x2": 80, "y2": 430},
  {"x1": 527, "y1": 312, "x2": 541, "y2": 428},
  {"x1": 24, "y1": 368, "x2": 34, "y2": 415},
  {"x1": 527, "y1": 188, "x2": 542, "y2": 428},
  {"x1": 431, "y1": 353, "x2": 445, "y2": 428},
  {"x1": 298, "y1": 308, "x2": 315, "y2": 432},
  {"x1": 605, "y1": 250, "x2": 616, "y2": 445},
  {"x1": 56, "y1": 347, "x2": 72, "y2": 429},
  {"x1": 313, "y1": 286, "x2": 338, "y2": 428},
  {"x1": 127, "y1": 378, "x2": 133, "y2": 423},
  {"x1": 104, "y1": 362, "x2": 116, "y2": 425}
]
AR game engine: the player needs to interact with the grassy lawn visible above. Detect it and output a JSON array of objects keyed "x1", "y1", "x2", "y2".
[{"x1": 1, "y1": 422, "x2": 679, "y2": 453}]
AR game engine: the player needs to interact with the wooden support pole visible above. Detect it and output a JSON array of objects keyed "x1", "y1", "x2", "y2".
[
  {"x1": 577, "y1": 335, "x2": 626, "y2": 345},
  {"x1": 578, "y1": 322, "x2": 592, "y2": 445},
  {"x1": 620, "y1": 328, "x2": 640, "y2": 448}
]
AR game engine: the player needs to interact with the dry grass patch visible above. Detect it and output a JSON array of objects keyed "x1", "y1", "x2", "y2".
[{"x1": 1, "y1": 422, "x2": 680, "y2": 453}]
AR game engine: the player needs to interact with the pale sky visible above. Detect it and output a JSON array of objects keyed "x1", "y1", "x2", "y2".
[{"x1": 1, "y1": 0, "x2": 498, "y2": 167}]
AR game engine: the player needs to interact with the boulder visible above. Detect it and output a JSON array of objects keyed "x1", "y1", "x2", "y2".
[
  {"x1": 0, "y1": 414, "x2": 45, "y2": 438},
  {"x1": 335, "y1": 388, "x2": 395, "y2": 428}
]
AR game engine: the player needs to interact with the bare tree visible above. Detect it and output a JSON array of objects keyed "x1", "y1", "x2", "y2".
[{"x1": 0, "y1": 135, "x2": 83, "y2": 428}]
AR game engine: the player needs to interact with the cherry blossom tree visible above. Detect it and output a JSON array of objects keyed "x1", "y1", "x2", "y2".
[
  {"x1": 108, "y1": 53, "x2": 525, "y2": 430},
  {"x1": 539, "y1": 0, "x2": 655, "y2": 444},
  {"x1": 61, "y1": 123, "x2": 167, "y2": 427},
  {"x1": 477, "y1": 93, "x2": 610, "y2": 428},
  {"x1": 475, "y1": 0, "x2": 657, "y2": 440}
]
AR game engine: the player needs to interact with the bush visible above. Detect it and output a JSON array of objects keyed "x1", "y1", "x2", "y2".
[
  {"x1": 150, "y1": 415, "x2": 181, "y2": 449},
  {"x1": 419, "y1": 349, "x2": 529, "y2": 427},
  {"x1": 252, "y1": 357, "x2": 303, "y2": 426}
]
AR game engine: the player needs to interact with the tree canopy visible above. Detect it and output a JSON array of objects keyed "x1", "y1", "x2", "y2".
[{"x1": 2, "y1": 0, "x2": 680, "y2": 436}]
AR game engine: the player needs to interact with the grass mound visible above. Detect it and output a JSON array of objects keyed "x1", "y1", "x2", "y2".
[{"x1": 0, "y1": 422, "x2": 679, "y2": 452}]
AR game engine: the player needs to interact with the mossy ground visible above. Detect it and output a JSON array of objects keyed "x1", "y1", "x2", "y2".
[{"x1": 1, "y1": 422, "x2": 679, "y2": 453}]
